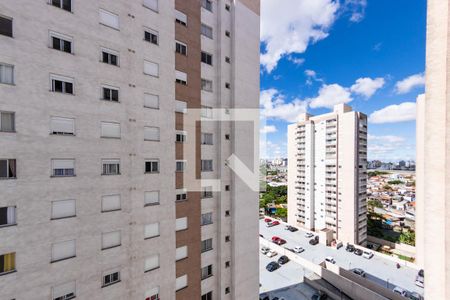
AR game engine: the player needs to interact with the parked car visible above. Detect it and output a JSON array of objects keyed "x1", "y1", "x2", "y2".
[
  {"x1": 293, "y1": 246, "x2": 305, "y2": 253},
  {"x1": 264, "y1": 218, "x2": 272, "y2": 223},
  {"x1": 325, "y1": 256, "x2": 336, "y2": 264},
  {"x1": 311, "y1": 291, "x2": 328, "y2": 300},
  {"x1": 352, "y1": 268, "x2": 366, "y2": 277},
  {"x1": 260, "y1": 296, "x2": 269, "y2": 300},
  {"x1": 393, "y1": 287, "x2": 408, "y2": 297},
  {"x1": 267, "y1": 221, "x2": 280, "y2": 227},
  {"x1": 278, "y1": 255, "x2": 290, "y2": 265},
  {"x1": 271, "y1": 236, "x2": 281, "y2": 243},
  {"x1": 407, "y1": 291, "x2": 423, "y2": 300},
  {"x1": 266, "y1": 261, "x2": 280, "y2": 272},
  {"x1": 305, "y1": 232, "x2": 314, "y2": 238},
  {"x1": 309, "y1": 236, "x2": 319, "y2": 245},
  {"x1": 354, "y1": 249, "x2": 363, "y2": 256},
  {"x1": 288, "y1": 226, "x2": 298, "y2": 232},
  {"x1": 284, "y1": 247, "x2": 295, "y2": 253},
  {"x1": 415, "y1": 275, "x2": 424, "y2": 288},
  {"x1": 274, "y1": 238, "x2": 286, "y2": 245},
  {"x1": 266, "y1": 250, "x2": 278, "y2": 257},
  {"x1": 362, "y1": 251, "x2": 374, "y2": 259},
  {"x1": 345, "y1": 244, "x2": 355, "y2": 252},
  {"x1": 259, "y1": 234, "x2": 264, "y2": 238},
  {"x1": 261, "y1": 247, "x2": 270, "y2": 255}
]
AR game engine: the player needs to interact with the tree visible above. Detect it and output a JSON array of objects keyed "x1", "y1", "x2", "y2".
[
  {"x1": 275, "y1": 207, "x2": 287, "y2": 219},
  {"x1": 399, "y1": 231, "x2": 415, "y2": 246},
  {"x1": 368, "y1": 199, "x2": 383, "y2": 209}
]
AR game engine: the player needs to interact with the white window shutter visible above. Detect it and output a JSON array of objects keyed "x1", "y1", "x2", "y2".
[
  {"x1": 102, "y1": 194, "x2": 121, "y2": 212},
  {"x1": 102, "y1": 231, "x2": 121, "y2": 249},
  {"x1": 175, "y1": 70, "x2": 187, "y2": 82},
  {"x1": 145, "y1": 286, "x2": 160, "y2": 299},
  {"x1": 143, "y1": 0, "x2": 158, "y2": 11},
  {"x1": 99, "y1": 9, "x2": 119, "y2": 29},
  {"x1": 6, "y1": 207, "x2": 16, "y2": 224},
  {"x1": 144, "y1": 93, "x2": 159, "y2": 109},
  {"x1": 52, "y1": 281, "x2": 76, "y2": 300},
  {"x1": 145, "y1": 254, "x2": 160, "y2": 271},
  {"x1": 176, "y1": 246, "x2": 188, "y2": 261},
  {"x1": 176, "y1": 217, "x2": 188, "y2": 231},
  {"x1": 51, "y1": 117, "x2": 74, "y2": 134},
  {"x1": 144, "y1": 61, "x2": 159, "y2": 77},
  {"x1": 144, "y1": 126, "x2": 160, "y2": 141},
  {"x1": 52, "y1": 240, "x2": 76, "y2": 261},
  {"x1": 175, "y1": 10, "x2": 187, "y2": 24},
  {"x1": 52, "y1": 199, "x2": 76, "y2": 219},
  {"x1": 175, "y1": 100, "x2": 187, "y2": 113},
  {"x1": 144, "y1": 191, "x2": 159, "y2": 205},
  {"x1": 101, "y1": 122, "x2": 121, "y2": 138},
  {"x1": 176, "y1": 274, "x2": 188, "y2": 291},
  {"x1": 144, "y1": 223, "x2": 160, "y2": 239},
  {"x1": 0, "y1": 65, "x2": 14, "y2": 84},
  {"x1": 53, "y1": 159, "x2": 75, "y2": 169}
]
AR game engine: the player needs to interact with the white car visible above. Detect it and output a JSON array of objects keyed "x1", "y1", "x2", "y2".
[
  {"x1": 261, "y1": 247, "x2": 270, "y2": 255},
  {"x1": 415, "y1": 275, "x2": 424, "y2": 288},
  {"x1": 325, "y1": 256, "x2": 336, "y2": 264},
  {"x1": 293, "y1": 246, "x2": 305, "y2": 253},
  {"x1": 266, "y1": 250, "x2": 278, "y2": 257},
  {"x1": 393, "y1": 287, "x2": 408, "y2": 297},
  {"x1": 304, "y1": 232, "x2": 314, "y2": 238},
  {"x1": 362, "y1": 251, "x2": 374, "y2": 259},
  {"x1": 352, "y1": 268, "x2": 366, "y2": 277}
]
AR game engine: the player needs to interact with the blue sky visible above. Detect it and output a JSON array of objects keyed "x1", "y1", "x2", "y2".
[{"x1": 259, "y1": 0, "x2": 426, "y2": 161}]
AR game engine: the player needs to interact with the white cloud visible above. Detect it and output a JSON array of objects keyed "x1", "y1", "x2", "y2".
[
  {"x1": 309, "y1": 84, "x2": 352, "y2": 109},
  {"x1": 369, "y1": 102, "x2": 417, "y2": 124},
  {"x1": 344, "y1": 0, "x2": 367, "y2": 23},
  {"x1": 367, "y1": 134, "x2": 415, "y2": 161},
  {"x1": 350, "y1": 77, "x2": 385, "y2": 98},
  {"x1": 287, "y1": 56, "x2": 305, "y2": 66},
  {"x1": 260, "y1": 125, "x2": 278, "y2": 134},
  {"x1": 305, "y1": 69, "x2": 317, "y2": 77},
  {"x1": 260, "y1": 89, "x2": 308, "y2": 122},
  {"x1": 395, "y1": 73, "x2": 425, "y2": 94},
  {"x1": 368, "y1": 134, "x2": 405, "y2": 143},
  {"x1": 260, "y1": 0, "x2": 340, "y2": 72}
]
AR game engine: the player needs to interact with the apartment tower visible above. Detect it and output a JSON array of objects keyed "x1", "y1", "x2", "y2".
[
  {"x1": 0, "y1": 0, "x2": 260, "y2": 299},
  {"x1": 416, "y1": 0, "x2": 450, "y2": 298},
  {"x1": 287, "y1": 104, "x2": 368, "y2": 245}
]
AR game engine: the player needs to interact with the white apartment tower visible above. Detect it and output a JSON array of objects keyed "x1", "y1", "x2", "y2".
[
  {"x1": 0, "y1": 0, "x2": 260, "y2": 299},
  {"x1": 287, "y1": 104, "x2": 368, "y2": 245}
]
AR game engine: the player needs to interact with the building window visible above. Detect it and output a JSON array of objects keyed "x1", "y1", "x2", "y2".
[
  {"x1": 176, "y1": 160, "x2": 186, "y2": 172},
  {"x1": 144, "y1": 191, "x2": 159, "y2": 206},
  {"x1": 176, "y1": 189, "x2": 187, "y2": 201},
  {"x1": 176, "y1": 245, "x2": 188, "y2": 261},
  {"x1": 225, "y1": 4, "x2": 230, "y2": 11},
  {"x1": 201, "y1": 160, "x2": 213, "y2": 172},
  {"x1": 225, "y1": 56, "x2": 231, "y2": 63},
  {"x1": 102, "y1": 231, "x2": 121, "y2": 250},
  {"x1": 101, "y1": 194, "x2": 121, "y2": 212},
  {"x1": 101, "y1": 121, "x2": 121, "y2": 138},
  {"x1": 225, "y1": 134, "x2": 230, "y2": 140},
  {"x1": 201, "y1": 186, "x2": 213, "y2": 198},
  {"x1": 175, "y1": 41, "x2": 187, "y2": 55},
  {"x1": 145, "y1": 287, "x2": 160, "y2": 300},
  {"x1": 201, "y1": 212, "x2": 213, "y2": 226},
  {"x1": 51, "y1": 0, "x2": 72, "y2": 12},
  {"x1": 99, "y1": 9, "x2": 119, "y2": 30},
  {"x1": 144, "y1": 93, "x2": 159, "y2": 109},
  {"x1": 50, "y1": 74, "x2": 73, "y2": 94},
  {"x1": 225, "y1": 184, "x2": 230, "y2": 191},
  {"x1": 176, "y1": 130, "x2": 187, "y2": 143},
  {"x1": 201, "y1": 106, "x2": 213, "y2": 119},
  {"x1": 144, "y1": 126, "x2": 160, "y2": 141},
  {"x1": 144, "y1": 28, "x2": 158, "y2": 45},
  {"x1": 201, "y1": 23, "x2": 213, "y2": 39},
  {"x1": 201, "y1": 79, "x2": 213, "y2": 92},
  {"x1": 144, "y1": 222, "x2": 160, "y2": 239},
  {"x1": 225, "y1": 261, "x2": 230, "y2": 268},
  {"x1": 175, "y1": 70, "x2": 187, "y2": 85},
  {"x1": 144, "y1": 60, "x2": 159, "y2": 77},
  {"x1": 0, "y1": 16, "x2": 13, "y2": 38},
  {"x1": 52, "y1": 281, "x2": 76, "y2": 300},
  {"x1": 225, "y1": 236, "x2": 230, "y2": 242},
  {"x1": 201, "y1": 51, "x2": 213, "y2": 65},
  {"x1": 50, "y1": 117, "x2": 75, "y2": 135},
  {"x1": 0, "y1": 159, "x2": 16, "y2": 179},
  {"x1": 143, "y1": 0, "x2": 158, "y2": 12},
  {"x1": 175, "y1": 274, "x2": 188, "y2": 291},
  {"x1": 50, "y1": 32, "x2": 72, "y2": 53},
  {"x1": 0, "y1": 206, "x2": 16, "y2": 227},
  {"x1": 145, "y1": 159, "x2": 159, "y2": 173},
  {"x1": 225, "y1": 30, "x2": 231, "y2": 37},
  {"x1": 201, "y1": 133, "x2": 213, "y2": 145},
  {"x1": 0, "y1": 63, "x2": 14, "y2": 85},
  {"x1": 225, "y1": 287, "x2": 230, "y2": 294},
  {"x1": 51, "y1": 240, "x2": 76, "y2": 262},
  {"x1": 175, "y1": 10, "x2": 187, "y2": 26},
  {"x1": 225, "y1": 82, "x2": 231, "y2": 89},
  {"x1": 202, "y1": 292, "x2": 213, "y2": 300},
  {"x1": 51, "y1": 199, "x2": 76, "y2": 220},
  {"x1": 175, "y1": 100, "x2": 187, "y2": 113},
  {"x1": 225, "y1": 210, "x2": 230, "y2": 217},
  {"x1": 102, "y1": 86, "x2": 119, "y2": 102},
  {"x1": 51, "y1": 159, "x2": 75, "y2": 177},
  {"x1": 201, "y1": 0, "x2": 213, "y2": 12},
  {"x1": 101, "y1": 48, "x2": 119, "y2": 66},
  {"x1": 102, "y1": 270, "x2": 120, "y2": 287},
  {"x1": 0, "y1": 252, "x2": 15, "y2": 275},
  {"x1": 201, "y1": 265, "x2": 213, "y2": 280},
  {"x1": 102, "y1": 159, "x2": 120, "y2": 175},
  {"x1": 175, "y1": 217, "x2": 188, "y2": 231},
  {"x1": 0, "y1": 111, "x2": 15, "y2": 132},
  {"x1": 145, "y1": 254, "x2": 160, "y2": 272},
  {"x1": 201, "y1": 238, "x2": 213, "y2": 252}
]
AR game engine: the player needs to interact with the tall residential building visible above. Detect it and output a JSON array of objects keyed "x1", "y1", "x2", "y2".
[
  {"x1": 0, "y1": 0, "x2": 260, "y2": 299},
  {"x1": 287, "y1": 104, "x2": 368, "y2": 246},
  {"x1": 416, "y1": 0, "x2": 450, "y2": 298}
]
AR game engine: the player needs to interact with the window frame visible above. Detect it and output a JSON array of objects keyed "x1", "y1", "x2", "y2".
[
  {"x1": 144, "y1": 126, "x2": 160, "y2": 142},
  {"x1": 201, "y1": 51, "x2": 213, "y2": 66},
  {"x1": 50, "y1": 116, "x2": 75, "y2": 136},
  {"x1": 144, "y1": 191, "x2": 160, "y2": 207},
  {"x1": 101, "y1": 159, "x2": 121, "y2": 176},
  {"x1": 176, "y1": 188, "x2": 187, "y2": 202},
  {"x1": 101, "y1": 85, "x2": 120, "y2": 102},
  {"x1": 99, "y1": 8, "x2": 120, "y2": 30},
  {"x1": 201, "y1": 133, "x2": 213, "y2": 145},
  {"x1": 101, "y1": 47, "x2": 119, "y2": 66},
  {"x1": 175, "y1": 10, "x2": 187, "y2": 26},
  {"x1": 175, "y1": 160, "x2": 187, "y2": 172},
  {"x1": 51, "y1": 199, "x2": 76, "y2": 220},
  {"x1": 144, "y1": 27, "x2": 159, "y2": 45},
  {"x1": 0, "y1": 15, "x2": 13, "y2": 38},
  {"x1": 201, "y1": 212, "x2": 213, "y2": 226},
  {"x1": 201, "y1": 79, "x2": 213, "y2": 92},
  {"x1": 175, "y1": 40, "x2": 187, "y2": 56},
  {"x1": 51, "y1": 239, "x2": 76, "y2": 263},
  {"x1": 145, "y1": 159, "x2": 160, "y2": 174},
  {"x1": 102, "y1": 269, "x2": 121, "y2": 287},
  {"x1": 101, "y1": 194, "x2": 121, "y2": 213},
  {"x1": 0, "y1": 159, "x2": 16, "y2": 179},
  {"x1": 50, "y1": 74, "x2": 74, "y2": 95},
  {"x1": 201, "y1": 238, "x2": 213, "y2": 253},
  {"x1": 201, "y1": 159, "x2": 213, "y2": 172},
  {"x1": 144, "y1": 93, "x2": 159, "y2": 109},
  {"x1": 201, "y1": 0, "x2": 213, "y2": 12},
  {"x1": 176, "y1": 130, "x2": 187, "y2": 143},
  {"x1": 201, "y1": 23, "x2": 213, "y2": 39},
  {"x1": 51, "y1": 159, "x2": 75, "y2": 177},
  {"x1": 0, "y1": 111, "x2": 15, "y2": 132},
  {"x1": 0, "y1": 206, "x2": 17, "y2": 227},
  {"x1": 49, "y1": 0, "x2": 72, "y2": 12},
  {"x1": 201, "y1": 265, "x2": 213, "y2": 280},
  {"x1": 0, "y1": 63, "x2": 14, "y2": 85},
  {"x1": 0, "y1": 252, "x2": 16, "y2": 275},
  {"x1": 143, "y1": 0, "x2": 158, "y2": 12},
  {"x1": 49, "y1": 30, "x2": 73, "y2": 54}
]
